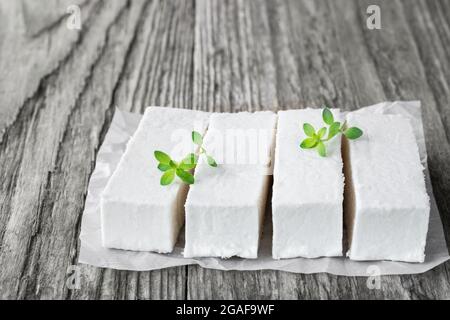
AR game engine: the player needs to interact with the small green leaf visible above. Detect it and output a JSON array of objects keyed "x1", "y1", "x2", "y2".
[
  {"x1": 300, "y1": 137, "x2": 318, "y2": 149},
  {"x1": 176, "y1": 169, "x2": 195, "y2": 185},
  {"x1": 158, "y1": 163, "x2": 171, "y2": 172},
  {"x1": 344, "y1": 127, "x2": 363, "y2": 140},
  {"x1": 317, "y1": 127, "x2": 327, "y2": 139},
  {"x1": 317, "y1": 141, "x2": 327, "y2": 157},
  {"x1": 322, "y1": 108, "x2": 334, "y2": 125},
  {"x1": 192, "y1": 131, "x2": 203, "y2": 146},
  {"x1": 160, "y1": 170, "x2": 175, "y2": 186},
  {"x1": 303, "y1": 123, "x2": 315, "y2": 137},
  {"x1": 206, "y1": 155, "x2": 218, "y2": 167},
  {"x1": 169, "y1": 160, "x2": 178, "y2": 169},
  {"x1": 179, "y1": 153, "x2": 198, "y2": 170},
  {"x1": 327, "y1": 121, "x2": 341, "y2": 140},
  {"x1": 154, "y1": 151, "x2": 171, "y2": 165}
]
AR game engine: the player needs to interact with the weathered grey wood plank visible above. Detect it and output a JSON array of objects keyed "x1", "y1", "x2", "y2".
[
  {"x1": 27, "y1": 0, "x2": 151, "y2": 300},
  {"x1": 404, "y1": 0, "x2": 450, "y2": 138},
  {"x1": 0, "y1": 0, "x2": 133, "y2": 299},
  {"x1": 192, "y1": 0, "x2": 278, "y2": 113},
  {"x1": 21, "y1": 0, "x2": 88, "y2": 37},
  {"x1": 0, "y1": 0, "x2": 100, "y2": 143}
]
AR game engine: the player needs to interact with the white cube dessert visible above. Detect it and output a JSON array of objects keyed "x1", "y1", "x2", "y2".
[
  {"x1": 101, "y1": 107, "x2": 210, "y2": 253},
  {"x1": 272, "y1": 109, "x2": 344, "y2": 259},
  {"x1": 184, "y1": 112, "x2": 277, "y2": 259},
  {"x1": 344, "y1": 113, "x2": 430, "y2": 262}
]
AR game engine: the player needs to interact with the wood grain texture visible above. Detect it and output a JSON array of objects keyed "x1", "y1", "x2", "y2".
[
  {"x1": 0, "y1": 0, "x2": 95, "y2": 142},
  {"x1": 21, "y1": 0, "x2": 88, "y2": 37},
  {"x1": 0, "y1": 0, "x2": 449, "y2": 300}
]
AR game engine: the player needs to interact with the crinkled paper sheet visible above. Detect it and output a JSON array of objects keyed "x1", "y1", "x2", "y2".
[{"x1": 79, "y1": 101, "x2": 449, "y2": 276}]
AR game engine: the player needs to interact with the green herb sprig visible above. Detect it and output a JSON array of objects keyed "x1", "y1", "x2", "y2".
[
  {"x1": 300, "y1": 107, "x2": 363, "y2": 157},
  {"x1": 154, "y1": 131, "x2": 217, "y2": 186}
]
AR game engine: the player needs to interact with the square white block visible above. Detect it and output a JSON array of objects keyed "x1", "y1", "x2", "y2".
[
  {"x1": 344, "y1": 113, "x2": 430, "y2": 262},
  {"x1": 101, "y1": 107, "x2": 210, "y2": 253},
  {"x1": 184, "y1": 112, "x2": 277, "y2": 259},
  {"x1": 272, "y1": 109, "x2": 344, "y2": 259}
]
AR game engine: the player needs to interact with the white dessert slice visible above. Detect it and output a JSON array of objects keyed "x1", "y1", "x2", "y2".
[
  {"x1": 101, "y1": 107, "x2": 210, "y2": 253},
  {"x1": 272, "y1": 109, "x2": 344, "y2": 259},
  {"x1": 344, "y1": 113, "x2": 430, "y2": 262},
  {"x1": 184, "y1": 112, "x2": 277, "y2": 259}
]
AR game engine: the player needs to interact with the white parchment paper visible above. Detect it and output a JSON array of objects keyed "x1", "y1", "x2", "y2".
[{"x1": 79, "y1": 101, "x2": 449, "y2": 276}]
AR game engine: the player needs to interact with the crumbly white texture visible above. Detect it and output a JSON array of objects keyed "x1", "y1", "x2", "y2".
[
  {"x1": 101, "y1": 107, "x2": 210, "y2": 253},
  {"x1": 346, "y1": 113, "x2": 430, "y2": 262},
  {"x1": 184, "y1": 112, "x2": 277, "y2": 259},
  {"x1": 272, "y1": 109, "x2": 344, "y2": 259}
]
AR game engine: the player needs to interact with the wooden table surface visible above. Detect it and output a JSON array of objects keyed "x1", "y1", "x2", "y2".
[{"x1": 0, "y1": 0, "x2": 449, "y2": 300}]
